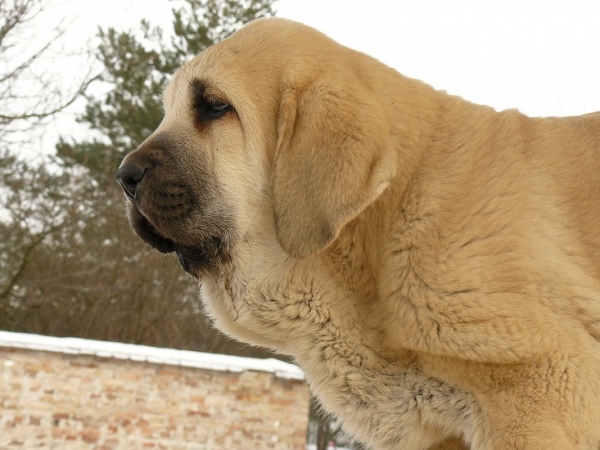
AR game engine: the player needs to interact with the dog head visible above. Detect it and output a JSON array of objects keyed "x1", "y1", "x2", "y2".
[{"x1": 116, "y1": 18, "x2": 397, "y2": 277}]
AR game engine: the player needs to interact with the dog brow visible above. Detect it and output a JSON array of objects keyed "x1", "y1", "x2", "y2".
[
  {"x1": 190, "y1": 78, "x2": 227, "y2": 102},
  {"x1": 162, "y1": 67, "x2": 194, "y2": 112}
]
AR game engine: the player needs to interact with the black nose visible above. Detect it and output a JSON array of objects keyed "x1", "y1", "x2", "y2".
[{"x1": 115, "y1": 162, "x2": 148, "y2": 200}]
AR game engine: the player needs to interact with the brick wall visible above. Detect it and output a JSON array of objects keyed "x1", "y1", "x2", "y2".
[{"x1": 0, "y1": 333, "x2": 309, "y2": 449}]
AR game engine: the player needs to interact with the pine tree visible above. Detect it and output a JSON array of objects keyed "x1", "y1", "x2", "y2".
[
  {"x1": 3, "y1": 0, "x2": 275, "y2": 357},
  {"x1": 3, "y1": 3, "x2": 360, "y2": 446},
  {"x1": 57, "y1": 0, "x2": 274, "y2": 187}
]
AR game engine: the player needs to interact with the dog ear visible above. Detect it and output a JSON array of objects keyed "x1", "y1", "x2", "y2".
[{"x1": 272, "y1": 77, "x2": 397, "y2": 259}]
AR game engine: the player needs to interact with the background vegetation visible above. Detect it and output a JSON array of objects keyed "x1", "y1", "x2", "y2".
[
  {"x1": 1, "y1": 0, "x2": 274, "y2": 356},
  {"x1": 0, "y1": 1, "x2": 358, "y2": 447}
]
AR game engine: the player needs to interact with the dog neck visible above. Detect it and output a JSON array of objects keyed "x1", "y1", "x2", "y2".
[
  {"x1": 200, "y1": 215, "x2": 480, "y2": 448},
  {"x1": 197, "y1": 74, "x2": 482, "y2": 447},
  {"x1": 200, "y1": 71, "x2": 453, "y2": 356}
]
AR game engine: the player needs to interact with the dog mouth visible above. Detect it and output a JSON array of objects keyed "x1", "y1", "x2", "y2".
[
  {"x1": 116, "y1": 133, "x2": 234, "y2": 277},
  {"x1": 128, "y1": 206, "x2": 231, "y2": 277}
]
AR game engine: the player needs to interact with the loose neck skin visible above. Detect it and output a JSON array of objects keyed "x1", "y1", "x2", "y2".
[
  {"x1": 198, "y1": 68, "x2": 489, "y2": 449},
  {"x1": 207, "y1": 68, "x2": 450, "y2": 358}
]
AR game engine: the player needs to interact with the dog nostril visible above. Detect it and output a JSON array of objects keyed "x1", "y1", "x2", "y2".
[{"x1": 115, "y1": 162, "x2": 147, "y2": 200}]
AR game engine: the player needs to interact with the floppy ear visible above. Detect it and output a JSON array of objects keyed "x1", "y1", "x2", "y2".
[{"x1": 272, "y1": 78, "x2": 397, "y2": 259}]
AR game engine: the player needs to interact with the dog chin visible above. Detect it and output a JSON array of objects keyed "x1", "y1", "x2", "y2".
[{"x1": 127, "y1": 206, "x2": 231, "y2": 277}]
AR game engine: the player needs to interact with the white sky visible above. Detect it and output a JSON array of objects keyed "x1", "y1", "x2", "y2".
[
  {"x1": 26, "y1": 0, "x2": 600, "y2": 156},
  {"x1": 277, "y1": 0, "x2": 600, "y2": 116}
]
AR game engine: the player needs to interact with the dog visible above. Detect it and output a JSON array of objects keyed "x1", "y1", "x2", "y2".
[{"x1": 116, "y1": 18, "x2": 600, "y2": 450}]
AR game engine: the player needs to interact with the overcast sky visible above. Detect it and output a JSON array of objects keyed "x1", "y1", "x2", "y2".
[
  {"x1": 32, "y1": 0, "x2": 600, "y2": 156},
  {"x1": 277, "y1": 0, "x2": 600, "y2": 116}
]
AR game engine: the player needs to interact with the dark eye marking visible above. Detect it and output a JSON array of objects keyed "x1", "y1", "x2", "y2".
[
  {"x1": 191, "y1": 79, "x2": 233, "y2": 124},
  {"x1": 194, "y1": 97, "x2": 232, "y2": 121}
]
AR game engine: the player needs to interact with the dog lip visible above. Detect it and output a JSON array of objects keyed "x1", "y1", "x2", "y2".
[
  {"x1": 129, "y1": 205, "x2": 230, "y2": 277},
  {"x1": 131, "y1": 209, "x2": 177, "y2": 254},
  {"x1": 174, "y1": 237, "x2": 227, "y2": 277},
  {"x1": 143, "y1": 226, "x2": 177, "y2": 254},
  {"x1": 177, "y1": 251, "x2": 191, "y2": 273}
]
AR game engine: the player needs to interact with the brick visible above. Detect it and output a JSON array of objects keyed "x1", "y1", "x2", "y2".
[
  {"x1": 1, "y1": 346, "x2": 309, "y2": 449},
  {"x1": 52, "y1": 412, "x2": 69, "y2": 421},
  {"x1": 82, "y1": 429, "x2": 99, "y2": 443},
  {"x1": 29, "y1": 416, "x2": 41, "y2": 426}
]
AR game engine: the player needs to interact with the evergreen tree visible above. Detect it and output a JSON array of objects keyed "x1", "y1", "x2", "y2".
[
  {"x1": 57, "y1": 0, "x2": 274, "y2": 186},
  {"x1": 3, "y1": 0, "x2": 275, "y2": 357},
  {"x1": 2, "y1": 2, "x2": 361, "y2": 446}
]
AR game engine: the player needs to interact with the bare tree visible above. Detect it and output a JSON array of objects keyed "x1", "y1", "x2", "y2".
[
  {"x1": 0, "y1": 0, "x2": 276, "y2": 358},
  {"x1": 0, "y1": 154, "x2": 261, "y2": 355},
  {"x1": 0, "y1": 0, "x2": 98, "y2": 146}
]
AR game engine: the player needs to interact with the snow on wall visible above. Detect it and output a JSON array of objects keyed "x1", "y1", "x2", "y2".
[
  {"x1": 0, "y1": 331, "x2": 304, "y2": 380},
  {"x1": 0, "y1": 331, "x2": 309, "y2": 449}
]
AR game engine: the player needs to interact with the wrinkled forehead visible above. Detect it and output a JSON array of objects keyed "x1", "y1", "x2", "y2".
[
  {"x1": 162, "y1": 55, "x2": 218, "y2": 111},
  {"x1": 160, "y1": 18, "x2": 344, "y2": 121},
  {"x1": 161, "y1": 19, "x2": 329, "y2": 111},
  {"x1": 163, "y1": 44, "x2": 256, "y2": 113}
]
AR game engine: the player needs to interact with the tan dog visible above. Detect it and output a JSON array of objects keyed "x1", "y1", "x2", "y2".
[{"x1": 116, "y1": 18, "x2": 600, "y2": 450}]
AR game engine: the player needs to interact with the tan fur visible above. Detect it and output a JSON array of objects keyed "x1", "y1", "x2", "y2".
[{"x1": 118, "y1": 18, "x2": 600, "y2": 449}]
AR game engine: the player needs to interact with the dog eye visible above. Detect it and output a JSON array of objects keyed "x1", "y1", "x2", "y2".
[
  {"x1": 195, "y1": 98, "x2": 232, "y2": 122},
  {"x1": 208, "y1": 101, "x2": 230, "y2": 118}
]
